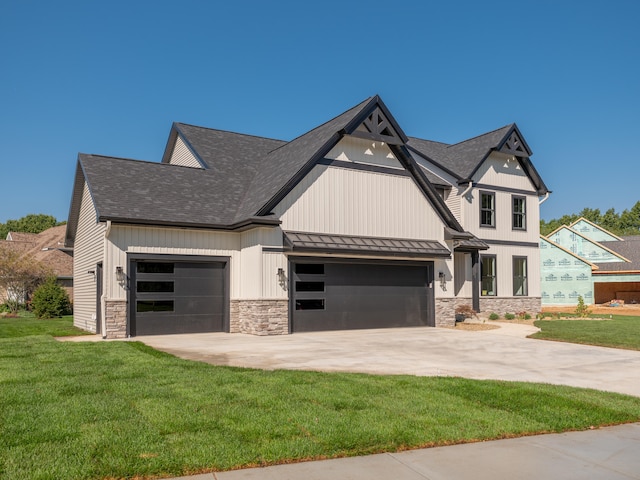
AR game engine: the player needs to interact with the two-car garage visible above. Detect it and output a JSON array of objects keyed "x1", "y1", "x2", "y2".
[{"x1": 291, "y1": 260, "x2": 435, "y2": 332}]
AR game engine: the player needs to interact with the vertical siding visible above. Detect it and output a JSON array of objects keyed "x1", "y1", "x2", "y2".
[
  {"x1": 464, "y1": 189, "x2": 540, "y2": 243},
  {"x1": 168, "y1": 136, "x2": 203, "y2": 168},
  {"x1": 481, "y1": 244, "x2": 541, "y2": 298},
  {"x1": 274, "y1": 165, "x2": 444, "y2": 242},
  {"x1": 474, "y1": 154, "x2": 538, "y2": 191},
  {"x1": 325, "y1": 136, "x2": 403, "y2": 169},
  {"x1": 73, "y1": 183, "x2": 105, "y2": 332},
  {"x1": 454, "y1": 252, "x2": 472, "y2": 297},
  {"x1": 262, "y1": 251, "x2": 288, "y2": 299}
]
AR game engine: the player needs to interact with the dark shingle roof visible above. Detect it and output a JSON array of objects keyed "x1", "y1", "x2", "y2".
[
  {"x1": 68, "y1": 95, "x2": 541, "y2": 244},
  {"x1": 235, "y1": 97, "x2": 372, "y2": 219},
  {"x1": 408, "y1": 125, "x2": 513, "y2": 180},
  {"x1": 598, "y1": 236, "x2": 640, "y2": 271},
  {"x1": 78, "y1": 154, "x2": 274, "y2": 228}
]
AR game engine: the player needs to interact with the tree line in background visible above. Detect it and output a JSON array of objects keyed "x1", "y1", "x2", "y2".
[
  {"x1": 0, "y1": 214, "x2": 65, "y2": 240},
  {"x1": 540, "y1": 200, "x2": 640, "y2": 237}
]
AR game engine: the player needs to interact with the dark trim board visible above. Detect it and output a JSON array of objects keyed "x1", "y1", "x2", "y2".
[
  {"x1": 127, "y1": 253, "x2": 230, "y2": 336},
  {"x1": 317, "y1": 158, "x2": 410, "y2": 177},
  {"x1": 474, "y1": 183, "x2": 539, "y2": 196},
  {"x1": 481, "y1": 239, "x2": 540, "y2": 248},
  {"x1": 288, "y1": 256, "x2": 435, "y2": 333}
]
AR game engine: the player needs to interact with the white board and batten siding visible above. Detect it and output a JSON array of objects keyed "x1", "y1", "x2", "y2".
[
  {"x1": 167, "y1": 135, "x2": 203, "y2": 168},
  {"x1": 483, "y1": 243, "x2": 541, "y2": 298},
  {"x1": 325, "y1": 136, "x2": 403, "y2": 170},
  {"x1": 105, "y1": 225, "x2": 287, "y2": 301},
  {"x1": 73, "y1": 183, "x2": 106, "y2": 332},
  {"x1": 473, "y1": 153, "x2": 538, "y2": 192},
  {"x1": 274, "y1": 164, "x2": 445, "y2": 242}
]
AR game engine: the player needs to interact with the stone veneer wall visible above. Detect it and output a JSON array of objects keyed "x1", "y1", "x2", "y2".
[
  {"x1": 480, "y1": 297, "x2": 542, "y2": 315},
  {"x1": 436, "y1": 297, "x2": 542, "y2": 326},
  {"x1": 230, "y1": 299, "x2": 288, "y2": 336},
  {"x1": 104, "y1": 300, "x2": 127, "y2": 339},
  {"x1": 434, "y1": 298, "x2": 456, "y2": 327}
]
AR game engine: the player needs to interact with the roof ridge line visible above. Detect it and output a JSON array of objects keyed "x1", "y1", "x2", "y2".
[
  {"x1": 446, "y1": 123, "x2": 515, "y2": 149},
  {"x1": 175, "y1": 122, "x2": 287, "y2": 143}
]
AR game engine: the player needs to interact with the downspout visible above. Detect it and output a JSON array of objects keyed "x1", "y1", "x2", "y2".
[
  {"x1": 101, "y1": 220, "x2": 112, "y2": 339},
  {"x1": 538, "y1": 192, "x2": 550, "y2": 205},
  {"x1": 461, "y1": 181, "x2": 473, "y2": 198}
]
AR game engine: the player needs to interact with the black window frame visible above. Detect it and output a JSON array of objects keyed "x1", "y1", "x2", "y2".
[
  {"x1": 512, "y1": 195, "x2": 527, "y2": 231},
  {"x1": 480, "y1": 191, "x2": 496, "y2": 228},
  {"x1": 481, "y1": 255, "x2": 497, "y2": 296},
  {"x1": 513, "y1": 256, "x2": 528, "y2": 296}
]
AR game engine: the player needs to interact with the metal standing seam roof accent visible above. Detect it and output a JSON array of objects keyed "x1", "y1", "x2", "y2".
[{"x1": 283, "y1": 231, "x2": 451, "y2": 258}]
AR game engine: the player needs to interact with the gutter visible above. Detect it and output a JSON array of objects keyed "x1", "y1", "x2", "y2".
[
  {"x1": 539, "y1": 192, "x2": 550, "y2": 205},
  {"x1": 460, "y1": 181, "x2": 473, "y2": 198}
]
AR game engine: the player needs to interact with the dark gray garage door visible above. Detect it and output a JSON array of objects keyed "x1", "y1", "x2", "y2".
[
  {"x1": 130, "y1": 259, "x2": 226, "y2": 336},
  {"x1": 291, "y1": 260, "x2": 434, "y2": 333}
]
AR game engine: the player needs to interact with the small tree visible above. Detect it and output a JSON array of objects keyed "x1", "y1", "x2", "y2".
[
  {"x1": 30, "y1": 277, "x2": 71, "y2": 318},
  {"x1": 575, "y1": 295, "x2": 591, "y2": 318},
  {"x1": 0, "y1": 248, "x2": 50, "y2": 313}
]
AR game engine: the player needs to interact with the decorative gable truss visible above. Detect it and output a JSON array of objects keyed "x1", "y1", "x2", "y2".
[
  {"x1": 351, "y1": 106, "x2": 405, "y2": 145},
  {"x1": 498, "y1": 128, "x2": 532, "y2": 158}
]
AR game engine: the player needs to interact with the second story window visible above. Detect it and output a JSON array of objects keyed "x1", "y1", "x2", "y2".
[
  {"x1": 512, "y1": 196, "x2": 526, "y2": 230},
  {"x1": 480, "y1": 192, "x2": 495, "y2": 227}
]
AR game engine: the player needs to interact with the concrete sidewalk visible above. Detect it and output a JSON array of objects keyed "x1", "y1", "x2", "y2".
[{"x1": 168, "y1": 422, "x2": 640, "y2": 480}]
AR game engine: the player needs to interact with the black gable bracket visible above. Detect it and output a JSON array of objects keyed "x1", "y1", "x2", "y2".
[
  {"x1": 497, "y1": 125, "x2": 532, "y2": 158},
  {"x1": 341, "y1": 96, "x2": 409, "y2": 145}
]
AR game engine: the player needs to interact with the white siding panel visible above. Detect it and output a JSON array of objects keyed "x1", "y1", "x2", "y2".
[
  {"x1": 482, "y1": 244, "x2": 541, "y2": 298},
  {"x1": 326, "y1": 136, "x2": 403, "y2": 169},
  {"x1": 474, "y1": 154, "x2": 537, "y2": 192},
  {"x1": 275, "y1": 165, "x2": 444, "y2": 242},
  {"x1": 262, "y1": 251, "x2": 288, "y2": 299},
  {"x1": 168, "y1": 136, "x2": 203, "y2": 168},
  {"x1": 464, "y1": 190, "x2": 540, "y2": 243},
  {"x1": 73, "y1": 183, "x2": 105, "y2": 332},
  {"x1": 106, "y1": 226, "x2": 242, "y2": 299}
]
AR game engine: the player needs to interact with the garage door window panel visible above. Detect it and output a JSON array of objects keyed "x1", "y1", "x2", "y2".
[
  {"x1": 137, "y1": 262, "x2": 174, "y2": 274},
  {"x1": 136, "y1": 281, "x2": 174, "y2": 293},
  {"x1": 136, "y1": 300, "x2": 174, "y2": 313}
]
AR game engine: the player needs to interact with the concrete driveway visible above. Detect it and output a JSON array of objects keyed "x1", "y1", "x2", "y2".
[{"x1": 135, "y1": 322, "x2": 640, "y2": 397}]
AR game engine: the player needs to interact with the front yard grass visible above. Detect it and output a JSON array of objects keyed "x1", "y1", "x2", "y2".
[
  {"x1": 2, "y1": 319, "x2": 640, "y2": 479},
  {"x1": 532, "y1": 315, "x2": 640, "y2": 351},
  {"x1": 0, "y1": 314, "x2": 87, "y2": 338}
]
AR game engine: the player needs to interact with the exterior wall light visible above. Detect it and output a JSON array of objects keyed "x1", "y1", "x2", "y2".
[
  {"x1": 115, "y1": 266, "x2": 125, "y2": 282},
  {"x1": 438, "y1": 271, "x2": 447, "y2": 291},
  {"x1": 277, "y1": 267, "x2": 288, "y2": 290}
]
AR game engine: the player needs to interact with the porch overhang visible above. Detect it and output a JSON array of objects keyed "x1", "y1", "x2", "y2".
[{"x1": 283, "y1": 231, "x2": 451, "y2": 259}]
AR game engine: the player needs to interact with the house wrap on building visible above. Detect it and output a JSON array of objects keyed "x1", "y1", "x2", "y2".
[
  {"x1": 541, "y1": 218, "x2": 640, "y2": 305},
  {"x1": 65, "y1": 96, "x2": 550, "y2": 338}
]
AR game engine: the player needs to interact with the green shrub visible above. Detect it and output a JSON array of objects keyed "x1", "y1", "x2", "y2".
[
  {"x1": 504, "y1": 313, "x2": 515, "y2": 320},
  {"x1": 30, "y1": 277, "x2": 71, "y2": 319},
  {"x1": 488, "y1": 312, "x2": 500, "y2": 320}
]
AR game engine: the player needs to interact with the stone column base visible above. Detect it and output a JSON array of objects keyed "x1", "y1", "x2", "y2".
[
  {"x1": 230, "y1": 299, "x2": 289, "y2": 335},
  {"x1": 104, "y1": 300, "x2": 127, "y2": 339}
]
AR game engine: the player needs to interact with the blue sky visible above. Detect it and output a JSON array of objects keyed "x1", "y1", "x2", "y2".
[{"x1": 1, "y1": 0, "x2": 638, "y2": 224}]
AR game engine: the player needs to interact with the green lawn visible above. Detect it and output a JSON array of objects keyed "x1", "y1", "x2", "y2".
[
  {"x1": 2, "y1": 319, "x2": 640, "y2": 479},
  {"x1": 532, "y1": 315, "x2": 640, "y2": 350},
  {"x1": 0, "y1": 315, "x2": 88, "y2": 338}
]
